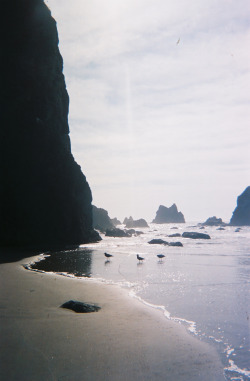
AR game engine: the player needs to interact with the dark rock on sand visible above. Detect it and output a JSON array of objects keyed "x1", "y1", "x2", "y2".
[
  {"x1": 182, "y1": 232, "x2": 211, "y2": 240},
  {"x1": 105, "y1": 228, "x2": 131, "y2": 237},
  {"x1": 0, "y1": 0, "x2": 100, "y2": 247},
  {"x1": 168, "y1": 233, "x2": 181, "y2": 237},
  {"x1": 92, "y1": 206, "x2": 114, "y2": 232},
  {"x1": 148, "y1": 239, "x2": 168, "y2": 245},
  {"x1": 230, "y1": 186, "x2": 250, "y2": 226},
  {"x1": 61, "y1": 300, "x2": 100, "y2": 313},
  {"x1": 152, "y1": 204, "x2": 185, "y2": 224}
]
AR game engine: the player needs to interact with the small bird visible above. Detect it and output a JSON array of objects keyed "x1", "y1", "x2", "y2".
[
  {"x1": 137, "y1": 254, "x2": 144, "y2": 262},
  {"x1": 104, "y1": 252, "x2": 113, "y2": 259},
  {"x1": 157, "y1": 254, "x2": 165, "y2": 261},
  {"x1": 177, "y1": 38, "x2": 180, "y2": 45}
]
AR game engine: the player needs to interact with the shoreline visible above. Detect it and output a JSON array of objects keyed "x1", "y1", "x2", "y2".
[{"x1": 0, "y1": 253, "x2": 225, "y2": 381}]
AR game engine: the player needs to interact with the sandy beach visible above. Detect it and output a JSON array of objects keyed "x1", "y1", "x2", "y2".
[{"x1": 0, "y1": 253, "x2": 225, "y2": 381}]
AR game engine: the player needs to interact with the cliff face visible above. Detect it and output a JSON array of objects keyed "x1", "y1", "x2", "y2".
[
  {"x1": 230, "y1": 186, "x2": 250, "y2": 226},
  {"x1": 0, "y1": 0, "x2": 99, "y2": 247},
  {"x1": 152, "y1": 204, "x2": 185, "y2": 224}
]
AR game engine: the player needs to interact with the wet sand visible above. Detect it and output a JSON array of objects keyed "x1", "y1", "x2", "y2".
[{"x1": 0, "y1": 254, "x2": 225, "y2": 381}]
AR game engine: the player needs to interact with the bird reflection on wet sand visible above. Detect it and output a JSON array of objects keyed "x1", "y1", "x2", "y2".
[{"x1": 105, "y1": 260, "x2": 112, "y2": 266}]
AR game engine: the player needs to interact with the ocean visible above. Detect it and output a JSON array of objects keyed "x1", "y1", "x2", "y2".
[{"x1": 27, "y1": 223, "x2": 250, "y2": 381}]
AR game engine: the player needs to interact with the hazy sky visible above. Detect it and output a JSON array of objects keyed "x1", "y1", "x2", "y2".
[{"x1": 46, "y1": 0, "x2": 250, "y2": 222}]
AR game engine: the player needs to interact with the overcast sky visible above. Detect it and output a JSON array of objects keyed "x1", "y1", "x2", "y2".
[{"x1": 46, "y1": 0, "x2": 250, "y2": 222}]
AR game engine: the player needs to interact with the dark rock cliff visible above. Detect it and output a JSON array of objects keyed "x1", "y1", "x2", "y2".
[
  {"x1": 230, "y1": 186, "x2": 250, "y2": 226},
  {"x1": 152, "y1": 204, "x2": 185, "y2": 224},
  {"x1": 0, "y1": 0, "x2": 100, "y2": 247}
]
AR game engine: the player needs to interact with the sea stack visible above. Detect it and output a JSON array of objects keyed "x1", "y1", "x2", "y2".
[
  {"x1": 124, "y1": 216, "x2": 149, "y2": 228},
  {"x1": 92, "y1": 206, "x2": 114, "y2": 232},
  {"x1": 230, "y1": 186, "x2": 250, "y2": 226},
  {"x1": 0, "y1": 0, "x2": 99, "y2": 247},
  {"x1": 201, "y1": 217, "x2": 226, "y2": 226},
  {"x1": 152, "y1": 204, "x2": 185, "y2": 224}
]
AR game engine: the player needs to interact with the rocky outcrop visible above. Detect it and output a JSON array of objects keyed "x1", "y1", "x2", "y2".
[
  {"x1": 148, "y1": 239, "x2": 168, "y2": 245},
  {"x1": 169, "y1": 241, "x2": 183, "y2": 247},
  {"x1": 123, "y1": 217, "x2": 129, "y2": 225},
  {"x1": 111, "y1": 217, "x2": 121, "y2": 226},
  {"x1": 126, "y1": 229, "x2": 144, "y2": 236},
  {"x1": 105, "y1": 228, "x2": 143, "y2": 237},
  {"x1": 92, "y1": 206, "x2": 114, "y2": 232},
  {"x1": 0, "y1": 0, "x2": 100, "y2": 247},
  {"x1": 152, "y1": 204, "x2": 185, "y2": 224},
  {"x1": 201, "y1": 216, "x2": 226, "y2": 226},
  {"x1": 182, "y1": 232, "x2": 210, "y2": 240},
  {"x1": 105, "y1": 228, "x2": 131, "y2": 238},
  {"x1": 230, "y1": 186, "x2": 250, "y2": 226},
  {"x1": 124, "y1": 216, "x2": 149, "y2": 228},
  {"x1": 148, "y1": 239, "x2": 183, "y2": 246}
]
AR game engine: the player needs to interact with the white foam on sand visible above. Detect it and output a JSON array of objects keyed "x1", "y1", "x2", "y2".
[{"x1": 128, "y1": 289, "x2": 198, "y2": 335}]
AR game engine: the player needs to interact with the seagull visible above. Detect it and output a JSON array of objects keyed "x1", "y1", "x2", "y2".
[
  {"x1": 137, "y1": 254, "x2": 144, "y2": 262},
  {"x1": 104, "y1": 252, "x2": 113, "y2": 259},
  {"x1": 157, "y1": 254, "x2": 165, "y2": 261}
]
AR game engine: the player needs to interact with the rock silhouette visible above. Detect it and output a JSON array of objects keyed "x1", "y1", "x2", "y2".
[
  {"x1": 0, "y1": 0, "x2": 100, "y2": 247},
  {"x1": 201, "y1": 217, "x2": 226, "y2": 226},
  {"x1": 230, "y1": 186, "x2": 250, "y2": 226},
  {"x1": 92, "y1": 206, "x2": 114, "y2": 232},
  {"x1": 182, "y1": 232, "x2": 210, "y2": 240},
  {"x1": 124, "y1": 216, "x2": 149, "y2": 228},
  {"x1": 152, "y1": 204, "x2": 185, "y2": 224}
]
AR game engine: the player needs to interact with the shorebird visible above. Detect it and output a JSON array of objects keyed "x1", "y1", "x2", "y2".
[
  {"x1": 157, "y1": 254, "x2": 165, "y2": 262},
  {"x1": 157, "y1": 254, "x2": 165, "y2": 260},
  {"x1": 137, "y1": 254, "x2": 144, "y2": 262},
  {"x1": 104, "y1": 252, "x2": 113, "y2": 259}
]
